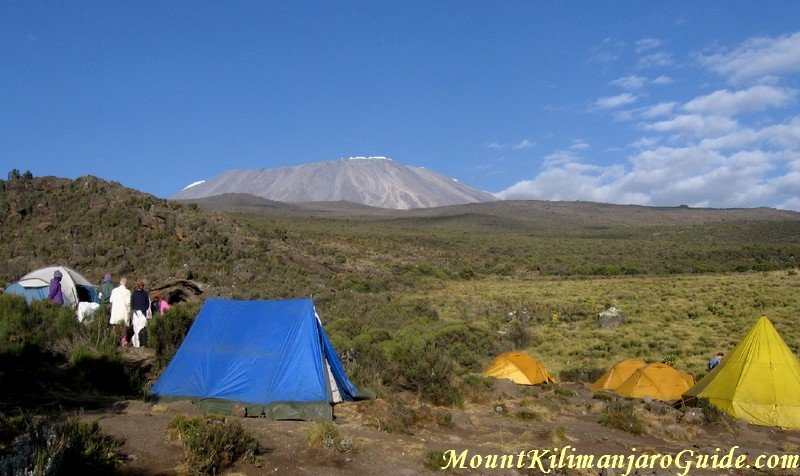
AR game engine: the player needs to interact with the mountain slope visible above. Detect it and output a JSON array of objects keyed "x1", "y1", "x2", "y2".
[{"x1": 172, "y1": 157, "x2": 497, "y2": 209}]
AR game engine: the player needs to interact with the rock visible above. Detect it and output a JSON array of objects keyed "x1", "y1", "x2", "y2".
[
  {"x1": 141, "y1": 213, "x2": 165, "y2": 229},
  {"x1": 107, "y1": 246, "x2": 126, "y2": 259},
  {"x1": 597, "y1": 307, "x2": 627, "y2": 329},
  {"x1": 681, "y1": 407, "x2": 705, "y2": 424},
  {"x1": 491, "y1": 378, "x2": 522, "y2": 398},
  {"x1": 664, "y1": 424, "x2": 691, "y2": 441},
  {"x1": 447, "y1": 410, "x2": 475, "y2": 431}
]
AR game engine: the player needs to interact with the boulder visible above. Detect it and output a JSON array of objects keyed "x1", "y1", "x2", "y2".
[{"x1": 597, "y1": 307, "x2": 627, "y2": 329}]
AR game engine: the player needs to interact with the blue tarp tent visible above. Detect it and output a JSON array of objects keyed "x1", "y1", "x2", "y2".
[{"x1": 151, "y1": 298, "x2": 365, "y2": 420}]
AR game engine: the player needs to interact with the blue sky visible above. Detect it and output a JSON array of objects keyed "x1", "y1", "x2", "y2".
[{"x1": 2, "y1": 2, "x2": 800, "y2": 210}]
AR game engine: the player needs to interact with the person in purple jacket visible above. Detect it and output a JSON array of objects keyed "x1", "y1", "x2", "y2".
[{"x1": 49, "y1": 270, "x2": 64, "y2": 305}]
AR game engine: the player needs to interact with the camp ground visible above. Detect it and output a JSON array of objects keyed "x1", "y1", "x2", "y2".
[{"x1": 151, "y1": 297, "x2": 369, "y2": 420}]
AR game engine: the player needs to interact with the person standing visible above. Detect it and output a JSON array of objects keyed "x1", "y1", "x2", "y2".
[
  {"x1": 130, "y1": 280, "x2": 151, "y2": 347},
  {"x1": 707, "y1": 352, "x2": 724, "y2": 371},
  {"x1": 97, "y1": 273, "x2": 113, "y2": 304},
  {"x1": 49, "y1": 270, "x2": 64, "y2": 305},
  {"x1": 109, "y1": 278, "x2": 132, "y2": 346}
]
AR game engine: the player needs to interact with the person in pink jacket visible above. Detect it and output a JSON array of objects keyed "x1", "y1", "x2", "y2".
[{"x1": 151, "y1": 292, "x2": 170, "y2": 315}]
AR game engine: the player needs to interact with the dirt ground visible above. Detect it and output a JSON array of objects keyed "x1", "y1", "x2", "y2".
[{"x1": 81, "y1": 372, "x2": 800, "y2": 476}]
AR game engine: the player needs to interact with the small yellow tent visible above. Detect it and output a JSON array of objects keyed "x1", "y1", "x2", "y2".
[
  {"x1": 684, "y1": 316, "x2": 800, "y2": 429},
  {"x1": 482, "y1": 352, "x2": 557, "y2": 385},
  {"x1": 614, "y1": 363, "x2": 695, "y2": 401},
  {"x1": 590, "y1": 358, "x2": 648, "y2": 392}
]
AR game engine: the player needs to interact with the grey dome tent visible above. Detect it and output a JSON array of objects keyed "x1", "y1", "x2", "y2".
[{"x1": 5, "y1": 266, "x2": 97, "y2": 307}]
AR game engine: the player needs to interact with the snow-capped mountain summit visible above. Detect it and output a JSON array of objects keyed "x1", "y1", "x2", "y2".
[{"x1": 173, "y1": 157, "x2": 496, "y2": 209}]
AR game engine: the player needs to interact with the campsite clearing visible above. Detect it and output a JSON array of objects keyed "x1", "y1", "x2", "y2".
[{"x1": 87, "y1": 374, "x2": 800, "y2": 475}]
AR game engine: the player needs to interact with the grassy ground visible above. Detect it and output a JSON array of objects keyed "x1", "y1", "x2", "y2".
[{"x1": 423, "y1": 270, "x2": 800, "y2": 377}]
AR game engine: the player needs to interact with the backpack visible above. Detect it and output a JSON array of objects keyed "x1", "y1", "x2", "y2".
[{"x1": 150, "y1": 299, "x2": 160, "y2": 316}]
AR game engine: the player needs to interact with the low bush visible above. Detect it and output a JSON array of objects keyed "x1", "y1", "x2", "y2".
[
  {"x1": 356, "y1": 397, "x2": 421, "y2": 435},
  {"x1": 599, "y1": 400, "x2": 645, "y2": 435},
  {"x1": 559, "y1": 366, "x2": 606, "y2": 383},
  {"x1": 168, "y1": 415, "x2": 259, "y2": 475},
  {"x1": 460, "y1": 374, "x2": 495, "y2": 403},
  {"x1": 423, "y1": 450, "x2": 448, "y2": 471},
  {"x1": 0, "y1": 295, "x2": 144, "y2": 399},
  {"x1": 390, "y1": 337, "x2": 462, "y2": 407},
  {"x1": 148, "y1": 303, "x2": 200, "y2": 370},
  {"x1": 0, "y1": 413, "x2": 123, "y2": 475},
  {"x1": 697, "y1": 398, "x2": 736, "y2": 427},
  {"x1": 305, "y1": 422, "x2": 356, "y2": 453}
]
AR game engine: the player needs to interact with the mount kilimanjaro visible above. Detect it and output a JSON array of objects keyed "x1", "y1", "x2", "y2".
[{"x1": 172, "y1": 157, "x2": 497, "y2": 210}]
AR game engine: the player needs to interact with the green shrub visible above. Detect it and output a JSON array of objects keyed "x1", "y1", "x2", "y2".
[
  {"x1": 390, "y1": 338, "x2": 462, "y2": 407},
  {"x1": 0, "y1": 414, "x2": 123, "y2": 475},
  {"x1": 599, "y1": 401, "x2": 645, "y2": 435},
  {"x1": 559, "y1": 366, "x2": 606, "y2": 383},
  {"x1": 148, "y1": 302, "x2": 200, "y2": 370},
  {"x1": 431, "y1": 323, "x2": 496, "y2": 373},
  {"x1": 697, "y1": 398, "x2": 735, "y2": 426},
  {"x1": 460, "y1": 374, "x2": 495, "y2": 403},
  {"x1": 423, "y1": 450, "x2": 448, "y2": 471},
  {"x1": 168, "y1": 415, "x2": 259, "y2": 475},
  {"x1": 0, "y1": 296, "x2": 142, "y2": 398}
]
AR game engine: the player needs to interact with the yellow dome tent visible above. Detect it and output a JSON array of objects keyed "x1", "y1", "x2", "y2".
[
  {"x1": 482, "y1": 351, "x2": 557, "y2": 385},
  {"x1": 590, "y1": 358, "x2": 647, "y2": 392},
  {"x1": 614, "y1": 363, "x2": 695, "y2": 401},
  {"x1": 684, "y1": 316, "x2": 800, "y2": 429}
]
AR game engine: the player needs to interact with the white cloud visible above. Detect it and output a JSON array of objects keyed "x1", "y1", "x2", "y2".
[
  {"x1": 496, "y1": 160, "x2": 628, "y2": 202},
  {"x1": 570, "y1": 139, "x2": 590, "y2": 151},
  {"x1": 496, "y1": 142, "x2": 800, "y2": 210},
  {"x1": 699, "y1": 31, "x2": 800, "y2": 83},
  {"x1": 588, "y1": 38, "x2": 626, "y2": 65},
  {"x1": 636, "y1": 38, "x2": 664, "y2": 53},
  {"x1": 630, "y1": 136, "x2": 660, "y2": 149},
  {"x1": 699, "y1": 116, "x2": 800, "y2": 150},
  {"x1": 641, "y1": 102, "x2": 677, "y2": 119},
  {"x1": 610, "y1": 75, "x2": 647, "y2": 90},
  {"x1": 488, "y1": 142, "x2": 504, "y2": 149},
  {"x1": 542, "y1": 149, "x2": 581, "y2": 167},
  {"x1": 777, "y1": 196, "x2": 800, "y2": 210},
  {"x1": 637, "y1": 52, "x2": 673, "y2": 69},
  {"x1": 652, "y1": 75, "x2": 673, "y2": 85},
  {"x1": 683, "y1": 85, "x2": 797, "y2": 116},
  {"x1": 644, "y1": 114, "x2": 739, "y2": 137},
  {"x1": 513, "y1": 139, "x2": 536, "y2": 150},
  {"x1": 595, "y1": 93, "x2": 638, "y2": 110}
]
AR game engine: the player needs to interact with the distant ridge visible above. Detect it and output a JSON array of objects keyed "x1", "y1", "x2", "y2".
[{"x1": 172, "y1": 157, "x2": 497, "y2": 210}]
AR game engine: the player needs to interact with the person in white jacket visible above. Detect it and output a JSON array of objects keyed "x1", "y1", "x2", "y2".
[{"x1": 109, "y1": 277, "x2": 132, "y2": 346}]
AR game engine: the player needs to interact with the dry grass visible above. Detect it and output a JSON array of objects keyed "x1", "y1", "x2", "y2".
[{"x1": 427, "y1": 271, "x2": 800, "y2": 377}]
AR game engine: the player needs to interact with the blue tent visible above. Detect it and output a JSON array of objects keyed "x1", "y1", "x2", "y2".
[{"x1": 151, "y1": 298, "x2": 365, "y2": 420}]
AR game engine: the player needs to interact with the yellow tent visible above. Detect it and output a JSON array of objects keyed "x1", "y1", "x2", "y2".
[
  {"x1": 590, "y1": 358, "x2": 647, "y2": 392},
  {"x1": 684, "y1": 316, "x2": 800, "y2": 429},
  {"x1": 482, "y1": 351, "x2": 557, "y2": 385},
  {"x1": 614, "y1": 363, "x2": 695, "y2": 401}
]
